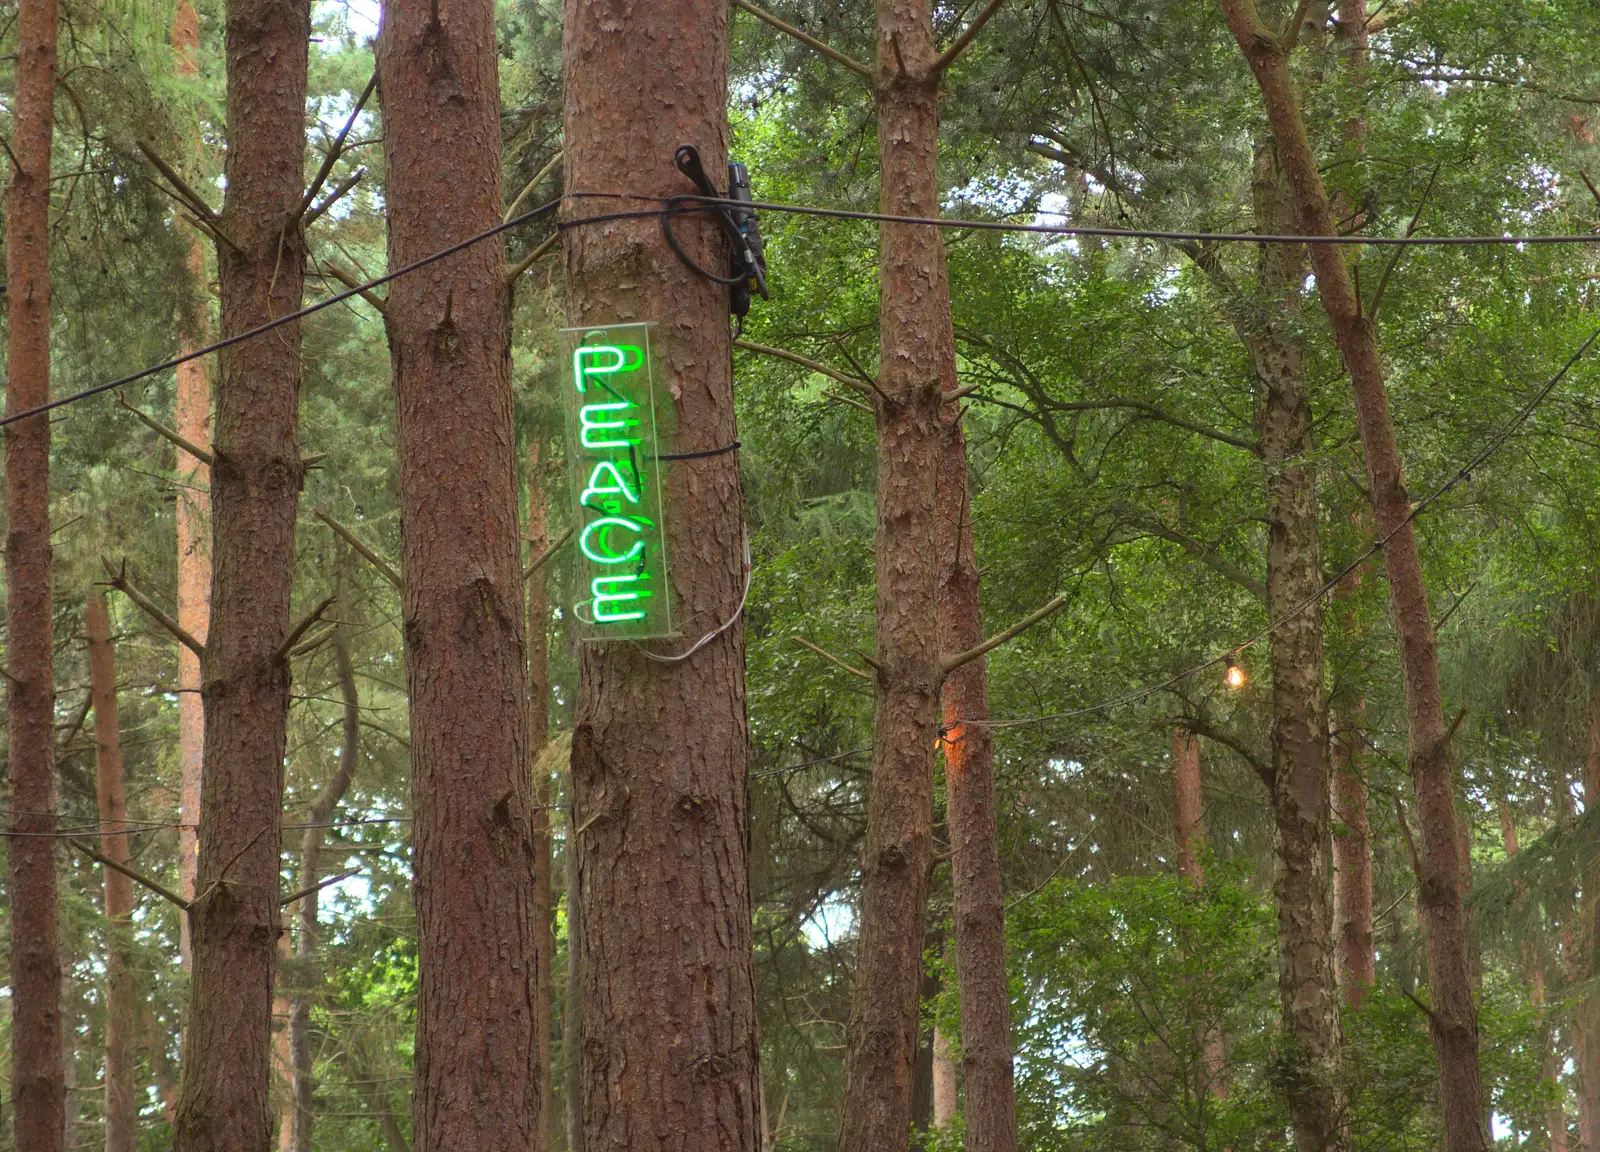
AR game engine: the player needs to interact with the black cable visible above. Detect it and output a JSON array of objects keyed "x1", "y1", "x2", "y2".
[
  {"x1": 569, "y1": 190, "x2": 1600, "y2": 248},
  {"x1": 0, "y1": 197, "x2": 564, "y2": 430},
  {"x1": 659, "y1": 195, "x2": 749, "y2": 286},
  {"x1": 654, "y1": 440, "x2": 741, "y2": 461},
  {"x1": 14, "y1": 189, "x2": 1600, "y2": 432}
]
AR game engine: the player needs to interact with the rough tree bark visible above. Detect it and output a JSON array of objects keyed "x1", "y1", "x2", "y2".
[
  {"x1": 836, "y1": 6, "x2": 949, "y2": 1150},
  {"x1": 283, "y1": 624, "x2": 362, "y2": 1152},
  {"x1": 1185, "y1": 142, "x2": 1344, "y2": 1143},
  {"x1": 564, "y1": 803, "x2": 584, "y2": 1152},
  {"x1": 1249, "y1": 143, "x2": 1347, "y2": 1152},
  {"x1": 562, "y1": 2, "x2": 762, "y2": 1148},
  {"x1": 1216, "y1": 5, "x2": 1485, "y2": 1146},
  {"x1": 931, "y1": 1026, "x2": 957, "y2": 1126},
  {"x1": 4, "y1": 0, "x2": 64, "y2": 1142},
  {"x1": 1331, "y1": 714, "x2": 1374, "y2": 1007},
  {"x1": 937, "y1": 248, "x2": 1018, "y2": 1152},
  {"x1": 376, "y1": 0, "x2": 541, "y2": 1145},
  {"x1": 171, "y1": 0, "x2": 212, "y2": 963},
  {"x1": 172, "y1": 0, "x2": 309, "y2": 1144},
  {"x1": 1173, "y1": 729, "x2": 1206, "y2": 886},
  {"x1": 527, "y1": 439, "x2": 555, "y2": 1152},
  {"x1": 1328, "y1": 0, "x2": 1375, "y2": 1017},
  {"x1": 87, "y1": 594, "x2": 137, "y2": 1152}
]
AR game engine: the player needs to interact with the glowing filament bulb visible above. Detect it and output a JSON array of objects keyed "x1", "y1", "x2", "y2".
[{"x1": 1225, "y1": 658, "x2": 1246, "y2": 689}]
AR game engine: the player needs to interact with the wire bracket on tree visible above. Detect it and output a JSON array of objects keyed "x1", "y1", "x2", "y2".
[{"x1": 665, "y1": 144, "x2": 769, "y2": 318}]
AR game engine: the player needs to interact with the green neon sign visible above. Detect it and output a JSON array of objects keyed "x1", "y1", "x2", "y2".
[{"x1": 562, "y1": 323, "x2": 675, "y2": 640}]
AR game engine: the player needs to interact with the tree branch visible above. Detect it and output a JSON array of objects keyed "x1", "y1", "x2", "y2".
[
  {"x1": 289, "y1": 625, "x2": 339, "y2": 659},
  {"x1": 313, "y1": 258, "x2": 388, "y2": 314},
  {"x1": 302, "y1": 167, "x2": 366, "y2": 229},
  {"x1": 1114, "y1": 505, "x2": 1267, "y2": 601},
  {"x1": 135, "y1": 138, "x2": 220, "y2": 222},
  {"x1": 790, "y1": 635, "x2": 873, "y2": 681},
  {"x1": 1367, "y1": 162, "x2": 1439, "y2": 324},
  {"x1": 1178, "y1": 715, "x2": 1274, "y2": 791},
  {"x1": 523, "y1": 525, "x2": 574, "y2": 582},
  {"x1": 313, "y1": 510, "x2": 402, "y2": 591},
  {"x1": 280, "y1": 867, "x2": 360, "y2": 909},
  {"x1": 735, "y1": 338, "x2": 874, "y2": 397},
  {"x1": 504, "y1": 150, "x2": 563, "y2": 225},
  {"x1": 299, "y1": 72, "x2": 379, "y2": 221},
  {"x1": 732, "y1": 0, "x2": 874, "y2": 79},
  {"x1": 69, "y1": 838, "x2": 191, "y2": 911},
  {"x1": 931, "y1": 0, "x2": 1005, "y2": 74},
  {"x1": 275, "y1": 596, "x2": 338, "y2": 665},
  {"x1": 505, "y1": 231, "x2": 560, "y2": 288},
  {"x1": 1065, "y1": 398, "x2": 1260, "y2": 454},
  {"x1": 942, "y1": 594, "x2": 1067, "y2": 676},
  {"x1": 101, "y1": 558, "x2": 206, "y2": 658},
  {"x1": 117, "y1": 393, "x2": 213, "y2": 465},
  {"x1": 1279, "y1": 0, "x2": 1317, "y2": 49},
  {"x1": 823, "y1": 389, "x2": 875, "y2": 414}
]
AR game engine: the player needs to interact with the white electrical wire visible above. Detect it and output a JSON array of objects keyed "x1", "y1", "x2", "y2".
[{"x1": 636, "y1": 532, "x2": 752, "y2": 664}]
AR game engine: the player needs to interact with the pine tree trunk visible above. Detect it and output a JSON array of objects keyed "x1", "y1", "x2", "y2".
[
  {"x1": 931, "y1": 1026, "x2": 957, "y2": 1126},
  {"x1": 1171, "y1": 730, "x2": 1228, "y2": 1098},
  {"x1": 1331, "y1": 706, "x2": 1374, "y2": 1007},
  {"x1": 561, "y1": 3, "x2": 761, "y2": 1150},
  {"x1": 4, "y1": 0, "x2": 64, "y2": 1141},
  {"x1": 1216, "y1": 6, "x2": 1485, "y2": 1145},
  {"x1": 837, "y1": 6, "x2": 949, "y2": 1149},
  {"x1": 1173, "y1": 729, "x2": 1205, "y2": 886},
  {"x1": 273, "y1": 946, "x2": 296, "y2": 1152},
  {"x1": 172, "y1": 0, "x2": 309, "y2": 1144},
  {"x1": 87, "y1": 595, "x2": 138, "y2": 1152},
  {"x1": 1250, "y1": 142, "x2": 1347, "y2": 1152},
  {"x1": 60, "y1": 1024, "x2": 78, "y2": 1152},
  {"x1": 171, "y1": 0, "x2": 212, "y2": 965},
  {"x1": 527, "y1": 439, "x2": 555, "y2": 1152},
  {"x1": 1326, "y1": 0, "x2": 1376, "y2": 1022},
  {"x1": 938, "y1": 289, "x2": 1017, "y2": 1152},
  {"x1": 1577, "y1": 686, "x2": 1600, "y2": 1152},
  {"x1": 564, "y1": 806, "x2": 584, "y2": 1152},
  {"x1": 376, "y1": 0, "x2": 540, "y2": 1146}
]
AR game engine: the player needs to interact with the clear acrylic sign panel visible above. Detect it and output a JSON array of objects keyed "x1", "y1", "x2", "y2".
[{"x1": 561, "y1": 322, "x2": 676, "y2": 641}]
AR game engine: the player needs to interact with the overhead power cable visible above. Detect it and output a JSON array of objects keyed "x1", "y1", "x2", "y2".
[
  {"x1": 0, "y1": 197, "x2": 563, "y2": 430},
  {"x1": 10, "y1": 190, "x2": 1600, "y2": 430},
  {"x1": 571, "y1": 191, "x2": 1600, "y2": 248},
  {"x1": 950, "y1": 325, "x2": 1600, "y2": 732}
]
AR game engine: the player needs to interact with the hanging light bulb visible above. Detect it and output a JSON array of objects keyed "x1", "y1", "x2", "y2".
[{"x1": 1225, "y1": 656, "x2": 1247, "y2": 690}]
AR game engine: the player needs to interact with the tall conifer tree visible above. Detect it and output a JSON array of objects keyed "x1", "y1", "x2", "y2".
[
  {"x1": 4, "y1": 0, "x2": 64, "y2": 1142},
  {"x1": 173, "y1": 0, "x2": 311, "y2": 1144},
  {"x1": 377, "y1": 0, "x2": 542, "y2": 1144},
  {"x1": 561, "y1": 1, "x2": 763, "y2": 1146}
]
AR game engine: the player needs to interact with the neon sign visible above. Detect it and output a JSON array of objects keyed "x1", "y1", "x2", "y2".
[{"x1": 562, "y1": 323, "x2": 675, "y2": 640}]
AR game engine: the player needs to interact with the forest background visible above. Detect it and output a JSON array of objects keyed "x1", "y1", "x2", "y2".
[{"x1": 2, "y1": 0, "x2": 1600, "y2": 1148}]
